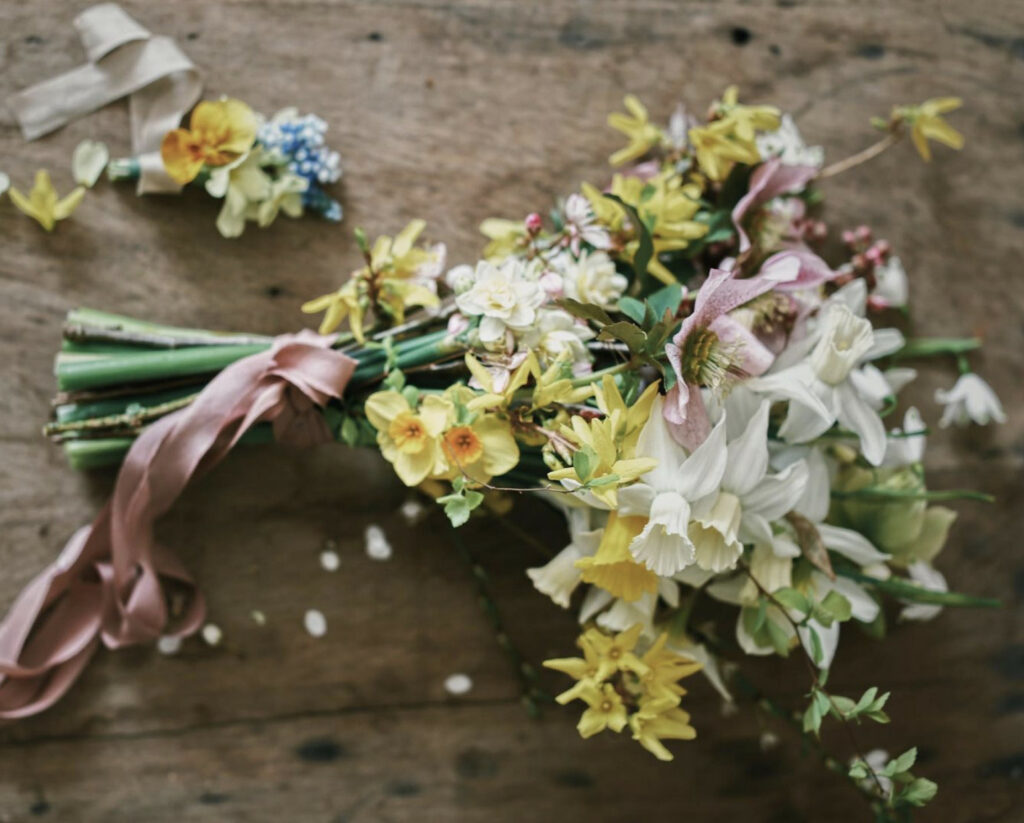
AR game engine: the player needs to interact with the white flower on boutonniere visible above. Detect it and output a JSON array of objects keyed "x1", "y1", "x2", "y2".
[{"x1": 935, "y1": 372, "x2": 1006, "y2": 428}]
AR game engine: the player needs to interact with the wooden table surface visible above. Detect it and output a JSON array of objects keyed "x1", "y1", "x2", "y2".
[{"x1": 1, "y1": 1, "x2": 1022, "y2": 820}]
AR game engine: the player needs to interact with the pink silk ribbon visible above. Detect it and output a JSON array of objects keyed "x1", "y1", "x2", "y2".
[{"x1": 0, "y1": 331, "x2": 357, "y2": 719}]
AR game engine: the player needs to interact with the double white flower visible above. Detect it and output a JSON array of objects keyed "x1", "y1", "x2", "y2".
[
  {"x1": 454, "y1": 259, "x2": 545, "y2": 345},
  {"x1": 619, "y1": 397, "x2": 809, "y2": 576}
]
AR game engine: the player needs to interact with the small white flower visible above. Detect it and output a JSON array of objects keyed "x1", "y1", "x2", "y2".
[
  {"x1": 517, "y1": 308, "x2": 594, "y2": 374},
  {"x1": 935, "y1": 372, "x2": 1006, "y2": 428},
  {"x1": 444, "y1": 673, "x2": 473, "y2": 695},
  {"x1": 563, "y1": 193, "x2": 611, "y2": 254},
  {"x1": 201, "y1": 623, "x2": 223, "y2": 647},
  {"x1": 304, "y1": 609, "x2": 328, "y2": 637},
  {"x1": 755, "y1": 114, "x2": 825, "y2": 168},
  {"x1": 445, "y1": 263, "x2": 476, "y2": 294},
  {"x1": 455, "y1": 259, "x2": 545, "y2": 345},
  {"x1": 558, "y1": 250, "x2": 627, "y2": 309},
  {"x1": 872, "y1": 255, "x2": 909, "y2": 309},
  {"x1": 364, "y1": 524, "x2": 392, "y2": 560}
]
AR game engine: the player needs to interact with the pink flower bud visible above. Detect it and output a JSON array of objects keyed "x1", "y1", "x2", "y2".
[
  {"x1": 841, "y1": 229, "x2": 856, "y2": 246},
  {"x1": 525, "y1": 212, "x2": 543, "y2": 234},
  {"x1": 855, "y1": 224, "x2": 872, "y2": 242}
]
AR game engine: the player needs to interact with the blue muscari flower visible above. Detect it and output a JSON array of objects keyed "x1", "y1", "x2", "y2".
[{"x1": 257, "y1": 111, "x2": 343, "y2": 221}]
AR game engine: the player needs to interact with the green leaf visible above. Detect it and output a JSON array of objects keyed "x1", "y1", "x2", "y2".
[
  {"x1": 340, "y1": 416, "x2": 359, "y2": 446},
  {"x1": 585, "y1": 473, "x2": 621, "y2": 488},
  {"x1": 438, "y1": 494, "x2": 472, "y2": 528},
  {"x1": 647, "y1": 282, "x2": 685, "y2": 322},
  {"x1": 573, "y1": 447, "x2": 595, "y2": 483},
  {"x1": 854, "y1": 686, "x2": 879, "y2": 714},
  {"x1": 901, "y1": 777, "x2": 938, "y2": 807},
  {"x1": 806, "y1": 624, "x2": 824, "y2": 665},
  {"x1": 556, "y1": 297, "x2": 613, "y2": 328},
  {"x1": 829, "y1": 695, "x2": 857, "y2": 718},
  {"x1": 617, "y1": 296, "x2": 647, "y2": 325},
  {"x1": 773, "y1": 587, "x2": 811, "y2": 615},
  {"x1": 598, "y1": 321, "x2": 648, "y2": 354},
  {"x1": 603, "y1": 193, "x2": 654, "y2": 281},
  {"x1": 821, "y1": 590, "x2": 853, "y2": 623},
  {"x1": 893, "y1": 748, "x2": 918, "y2": 774},
  {"x1": 848, "y1": 761, "x2": 868, "y2": 780},
  {"x1": 766, "y1": 618, "x2": 791, "y2": 657},
  {"x1": 802, "y1": 702, "x2": 822, "y2": 735}
]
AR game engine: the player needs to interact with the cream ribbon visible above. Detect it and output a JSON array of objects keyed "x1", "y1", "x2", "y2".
[{"x1": 7, "y1": 3, "x2": 202, "y2": 194}]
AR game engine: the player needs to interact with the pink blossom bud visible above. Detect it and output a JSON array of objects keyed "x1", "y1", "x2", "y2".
[
  {"x1": 875, "y1": 239, "x2": 891, "y2": 257},
  {"x1": 841, "y1": 229, "x2": 857, "y2": 246},
  {"x1": 525, "y1": 212, "x2": 543, "y2": 234},
  {"x1": 811, "y1": 221, "x2": 828, "y2": 241},
  {"x1": 855, "y1": 224, "x2": 872, "y2": 242}
]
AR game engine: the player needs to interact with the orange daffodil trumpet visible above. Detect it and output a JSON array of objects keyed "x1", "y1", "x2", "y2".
[
  {"x1": 40, "y1": 87, "x2": 989, "y2": 806},
  {"x1": 160, "y1": 98, "x2": 259, "y2": 185}
]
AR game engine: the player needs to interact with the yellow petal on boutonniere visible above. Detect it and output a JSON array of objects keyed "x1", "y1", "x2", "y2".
[
  {"x1": 8, "y1": 170, "x2": 85, "y2": 231},
  {"x1": 161, "y1": 98, "x2": 259, "y2": 185},
  {"x1": 71, "y1": 140, "x2": 110, "y2": 187}
]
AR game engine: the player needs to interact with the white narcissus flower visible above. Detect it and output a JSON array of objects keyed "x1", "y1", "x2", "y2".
[
  {"x1": 517, "y1": 308, "x2": 595, "y2": 374},
  {"x1": 526, "y1": 504, "x2": 603, "y2": 608},
  {"x1": 558, "y1": 250, "x2": 628, "y2": 309},
  {"x1": 881, "y1": 407, "x2": 926, "y2": 468},
  {"x1": 455, "y1": 259, "x2": 545, "y2": 344},
  {"x1": 899, "y1": 562, "x2": 948, "y2": 622},
  {"x1": 617, "y1": 397, "x2": 729, "y2": 576},
  {"x1": 761, "y1": 299, "x2": 905, "y2": 465},
  {"x1": 935, "y1": 372, "x2": 1006, "y2": 428}
]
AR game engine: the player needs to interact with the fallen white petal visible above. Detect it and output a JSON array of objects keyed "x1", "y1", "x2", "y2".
[
  {"x1": 157, "y1": 635, "x2": 182, "y2": 655},
  {"x1": 304, "y1": 609, "x2": 328, "y2": 637},
  {"x1": 72, "y1": 139, "x2": 109, "y2": 187},
  {"x1": 444, "y1": 673, "x2": 473, "y2": 695},
  {"x1": 201, "y1": 623, "x2": 223, "y2": 646},
  {"x1": 365, "y1": 524, "x2": 392, "y2": 560},
  {"x1": 319, "y1": 549, "x2": 340, "y2": 571}
]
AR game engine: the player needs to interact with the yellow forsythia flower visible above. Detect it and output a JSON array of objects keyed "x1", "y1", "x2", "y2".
[
  {"x1": 161, "y1": 98, "x2": 259, "y2": 185},
  {"x1": 896, "y1": 98, "x2": 964, "y2": 162},
  {"x1": 479, "y1": 218, "x2": 529, "y2": 261},
  {"x1": 8, "y1": 170, "x2": 85, "y2": 231},
  {"x1": 607, "y1": 95, "x2": 665, "y2": 166}
]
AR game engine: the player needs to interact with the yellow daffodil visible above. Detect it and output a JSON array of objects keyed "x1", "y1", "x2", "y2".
[
  {"x1": 576, "y1": 683, "x2": 629, "y2": 738},
  {"x1": 584, "y1": 171, "x2": 708, "y2": 284},
  {"x1": 439, "y1": 386, "x2": 520, "y2": 484},
  {"x1": 629, "y1": 704, "x2": 697, "y2": 761},
  {"x1": 607, "y1": 95, "x2": 665, "y2": 166},
  {"x1": 688, "y1": 118, "x2": 762, "y2": 182},
  {"x1": 895, "y1": 98, "x2": 965, "y2": 162},
  {"x1": 161, "y1": 98, "x2": 259, "y2": 185},
  {"x1": 714, "y1": 86, "x2": 781, "y2": 143},
  {"x1": 548, "y1": 411, "x2": 658, "y2": 507},
  {"x1": 592, "y1": 376, "x2": 660, "y2": 455},
  {"x1": 479, "y1": 218, "x2": 529, "y2": 261},
  {"x1": 365, "y1": 390, "x2": 453, "y2": 485},
  {"x1": 8, "y1": 170, "x2": 85, "y2": 231},
  {"x1": 303, "y1": 220, "x2": 443, "y2": 342},
  {"x1": 574, "y1": 513, "x2": 658, "y2": 601}
]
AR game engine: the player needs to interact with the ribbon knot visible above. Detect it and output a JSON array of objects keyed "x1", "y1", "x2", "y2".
[
  {"x1": 7, "y1": 3, "x2": 203, "y2": 194},
  {"x1": 0, "y1": 333, "x2": 357, "y2": 718}
]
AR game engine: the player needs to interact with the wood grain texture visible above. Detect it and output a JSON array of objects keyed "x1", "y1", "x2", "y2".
[{"x1": 1, "y1": 0, "x2": 1023, "y2": 820}]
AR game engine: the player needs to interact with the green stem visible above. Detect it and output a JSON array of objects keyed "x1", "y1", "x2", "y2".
[
  {"x1": 894, "y1": 337, "x2": 981, "y2": 359},
  {"x1": 830, "y1": 488, "x2": 994, "y2": 503}
]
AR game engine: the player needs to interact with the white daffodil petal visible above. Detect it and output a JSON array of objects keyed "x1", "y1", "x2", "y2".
[
  {"x1": 835, "y1": 381, "x2": 886, "y2": 466},
  {"x1": 864, "y1": 328, "x2": 905, "y2": 362},
  {"x1": 722, "y1": 401, "x2": 770, "y2": 497},
  {"x1": 679, "y1": 414, "x2": 729, "y2": 500},
  {"x1": 578, "y1": 586, "x2": 614, "y2": 623},
  {"x1": 526, "y1": 544, "x2": 584, "y2": 609},
  {"x1": 742, "y1": 460, "x2": 809, "y2": 522},
  {"x1": 795, "y1": 446, "x2": 831, "y2": 523},
  {"x1": 817, "y1": 524, "x2": 889, "y2": 565}
]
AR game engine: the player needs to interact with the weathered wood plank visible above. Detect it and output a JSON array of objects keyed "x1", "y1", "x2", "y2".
[{"x1": 0, "y1": 0, "x2": 1022, "y2": 820}]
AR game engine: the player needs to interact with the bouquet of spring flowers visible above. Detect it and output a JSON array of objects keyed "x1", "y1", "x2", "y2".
[
  {"x1": 14, "y1": 89, "x2": 1001, "y2": 821},
  {"x1": 105, "y1": 97, "x2": 343, "y2": 237}
]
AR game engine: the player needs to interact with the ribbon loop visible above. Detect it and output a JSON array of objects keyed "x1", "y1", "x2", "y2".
[
  {"x1": 0, "y1": 334, "x2": 357, "y2": 719},
  {"x1": 7, "y1": 3, "x2": 203, "y2": 194}
]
